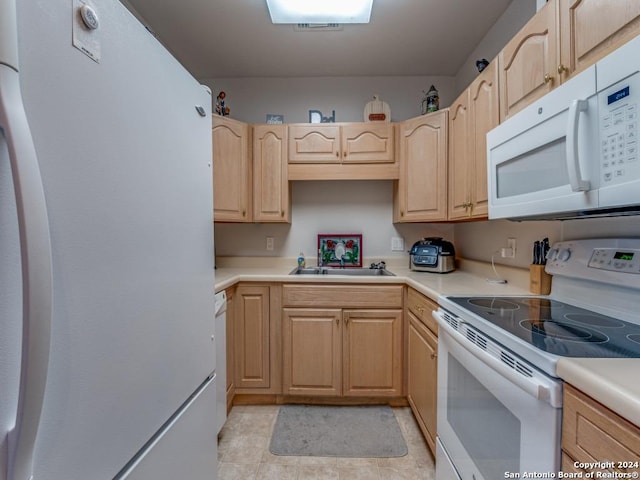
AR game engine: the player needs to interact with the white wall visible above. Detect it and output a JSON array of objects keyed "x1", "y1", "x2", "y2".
[
  {"x1": 199, "y1": 76, "x2": 457, "y2": 124},
  {"x1": 454, "y1": 0, "x2": 536, "y2": 93},
  {"x1": 454, "y1": 216, "x2": 640, "y2": 269},
  {"x1": 215, "y1": 181, "x2": 454, "y2": 260}
]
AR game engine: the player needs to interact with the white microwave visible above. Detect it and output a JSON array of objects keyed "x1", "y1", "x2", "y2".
[{"x1": 487, "y1": 35, "x2": 640, "y2": 220}]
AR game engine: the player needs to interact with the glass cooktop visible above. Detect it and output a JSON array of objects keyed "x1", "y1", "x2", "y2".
[{"x1": 448, "y1": 296, "x2": 640, "y2": 358}]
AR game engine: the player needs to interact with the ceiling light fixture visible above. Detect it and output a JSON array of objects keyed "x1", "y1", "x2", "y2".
[{"x1": 265, "y1": 0, "x2": 373, "y2": 24}]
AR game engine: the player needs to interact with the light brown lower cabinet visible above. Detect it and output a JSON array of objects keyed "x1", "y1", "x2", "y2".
[
  {"x1": 407, "y1": 313, "x2": 438, "y2": 456},
  {"x1": 225, "y1": 287, "x2": 235, "y2": 412},
  {"x1": 406, "y1": 288, "x2": 438, "y2": 457},
  {"x1": 281, "y1": 284, "x2": 403, "y2": 398},
  {"x1": 282, "y1": 308, "x2": 403, "y2": 397},
  {"x1": 233, "y1": 283, "x2": 281, "y2": 394},
  {"x1": 562, "y1": 383, "x2": 640, "y2": 476}
]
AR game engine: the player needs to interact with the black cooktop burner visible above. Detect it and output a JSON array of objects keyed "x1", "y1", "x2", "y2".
[
  {"x1": 448, "y1": 296, "x2": 640, "y2": 358},
  {"x1": 468, "y1": 298, "x2": 519, "y2": 310},
  {"x1": 520, "y1": 320, "x2": 608, "y2": 343}
]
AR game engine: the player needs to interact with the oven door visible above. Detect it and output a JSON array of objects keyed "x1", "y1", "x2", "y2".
[{"x1": 435, "y1": 312, "x2": 562, "y2": 480}]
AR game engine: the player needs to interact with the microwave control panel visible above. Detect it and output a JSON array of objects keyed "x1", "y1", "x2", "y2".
[{"x1": 599, "y1": 72, "x2": 640, "y2": 185}]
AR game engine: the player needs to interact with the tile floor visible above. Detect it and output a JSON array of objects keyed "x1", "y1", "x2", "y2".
[{"x1": 217, "y1": 405, "x2": 435, "y2": 480}]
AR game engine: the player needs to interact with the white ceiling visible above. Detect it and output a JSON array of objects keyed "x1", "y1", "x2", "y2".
[{"x1": 121, "y1": 0, "x2": 514, "y2": 79}]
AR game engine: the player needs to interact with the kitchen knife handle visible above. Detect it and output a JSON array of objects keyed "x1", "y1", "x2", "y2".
[{"x1": 0, "y1": 65, "x2": 53, "y2": 480}]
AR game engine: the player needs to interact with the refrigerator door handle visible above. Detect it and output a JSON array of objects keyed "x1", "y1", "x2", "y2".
[{"x1": 0, "y1": 63, "x2": 53, "y2": 480}]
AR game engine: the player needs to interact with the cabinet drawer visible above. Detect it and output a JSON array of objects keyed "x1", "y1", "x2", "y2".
[
  {"x1": 282, "y1": 284, "x2": 403, "y2": 308},
  {"x1": 407, "y1": 288, "x2": 438, "y2": 334},
  {"x1": 563, "y1": 384, "x2": 640, "y2": 472}
]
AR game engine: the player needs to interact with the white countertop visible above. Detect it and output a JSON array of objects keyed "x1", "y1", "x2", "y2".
[
  {"x1": 214, "y1": 257, "x2": 531, "y2": 301},
  {"x1": 214, "y1": 256, "x2": 640, "y2": 428},
  {"x1": 557, "y1": 358, "x2": 640, "y2": 428}
]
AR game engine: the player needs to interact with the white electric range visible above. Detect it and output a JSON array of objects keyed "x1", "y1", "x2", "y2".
[{"x1": 433, "y1": 238, "x2": 640, "y2": 480}]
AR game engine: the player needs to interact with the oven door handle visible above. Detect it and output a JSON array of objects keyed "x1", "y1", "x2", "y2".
[{"x1": 434, "y1": 310, "x2": 562, "y2": 408}]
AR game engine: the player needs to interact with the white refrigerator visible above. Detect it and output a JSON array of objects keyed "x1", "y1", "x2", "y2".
[{"x1": 0, "y1": 0, "x2": 217, "y2": 479}]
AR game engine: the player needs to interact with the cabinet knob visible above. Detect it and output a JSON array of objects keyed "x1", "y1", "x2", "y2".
[
  {"x1": 431, "y1": 352, "x2": 437, "y2": 360},
  {"x1": 343, "y1": 152, "x2": 347, "y2": 157},
  {"x1": 336, "y1": 317, "x2": 339, "y2": 325},
  {"x1": 336, "y1": 152, "x2": 340, "y2": 158},
  {"x1": 557, "y1": 64, "x2": 568, "y2": 75},
  {"x1": 242, "y1": 209, "x2": 246, "y2": 216},
  {"x1": 544, "y1": 73, "x2": 553, "y2": 84},
  {"x1": 400, "y1": 211, "x2": 404, "y2": 217},
  {"x1": 281, "y1": 211, "x2": 284, "y2": 217}
]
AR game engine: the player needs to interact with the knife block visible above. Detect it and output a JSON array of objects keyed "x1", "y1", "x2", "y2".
[{"x1": 529, "y1": 264, "x2": 552, "y2": 295}]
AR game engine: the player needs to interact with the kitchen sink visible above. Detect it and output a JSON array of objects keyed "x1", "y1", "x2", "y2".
[{"x1": 289, "y1": 267, "x2": 395, "y2": 276}]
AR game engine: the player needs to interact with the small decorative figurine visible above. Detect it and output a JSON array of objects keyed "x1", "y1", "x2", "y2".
[
  {"x1": 421, "y1": 85, "x2": 439, "y2": 115},
  {"x1": 476, "y1": 58, "x2": 490, "y2": 72},
  {"x1": 364, "y1": 95, "x2": 391, "y2": 122},
  {"x1": 215, "y1": 91, "x2": 230, "y2": 116}
]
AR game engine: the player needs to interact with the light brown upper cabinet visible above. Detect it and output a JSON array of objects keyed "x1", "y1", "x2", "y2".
[
  {"x1": 253, "y1": 124, "x2": 291, "y2": 223},
  {"x1": 393, "y1": 110, "x2": 448, "y2": 222},
  {"x1": 498, "y1": 0, "x2": 558, "y2": 120},
  {"x1": 558, "y1": 0, "x2": 640, "y2": 80},
  {"x1": 499, "y1": 0, "x2": 640, "y2": 120},
  {"x1": 212, "y1": 116, "x2": 252, "y2": 222},
  {"x1": 448, "y1": 61, "x2": 498, "y2": 220},
  {"x1": 287, "y1": 123, "x2": 398, "y2": 180}
]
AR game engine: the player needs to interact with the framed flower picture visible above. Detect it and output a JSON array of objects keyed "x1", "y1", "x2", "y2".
[{"x1": 317, "y1": 234, "x2": 362, "y2": 268}]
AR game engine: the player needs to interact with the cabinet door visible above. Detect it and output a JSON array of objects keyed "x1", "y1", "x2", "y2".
[
  {"x1": 343, "y1": 309, "x2": 403, "y2": 397},
  {"x1": 563, "y1": 384, "x2": 640, "y2": 474},
  {"x1": 469, "y1": 60, "x2": 499, "y2": 218},
  {"x1": 234, "y1": 285, "x2": 270, "y2": 389},
  {"x1": 341, "y1": 123, "x2": 395, "y2": 164},
  {"x1": 447, "y1": 89, "x2": 472, "y2": 220},
  {"x1": 499, "y1": 0, "x2": 558, "y2": 120},
  {"x1": 212, "y1": 116, "x2": 252, "y2": 222},
  {"x1": 288, "y1": 124, "x2": 341, "y2": 163},
  {"x1": 253, "y1": 124, "x2": 290, "y2": 222},
  {"x1": 395, "y1": 111, "x2": 448, "y2": 222},
  {"x1": 282, "y1": 308, "x2": 342, "y2": 396},
  {"x1": 225, "y1": 287, "x2": 235, "y2": 409},
  {"x1": 407, "y1": 314, "x2": 438, "y2": 456},
  {"x1": 559, "y1": 0, "x2": 640, "y2": 80}
]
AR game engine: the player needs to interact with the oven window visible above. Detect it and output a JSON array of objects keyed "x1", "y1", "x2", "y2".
[
  {"x1": 447, "y1": 355, "x2": 520, "y2": 478},
  {"x1": 496, "y1": 138, "x2": 568, "y2": 198}
]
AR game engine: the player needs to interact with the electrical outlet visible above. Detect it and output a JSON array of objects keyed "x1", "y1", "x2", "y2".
[
  {"x1": 266, "y1": 236, "x2": 274, "y2": 251},
  {"x1": 501, "y1": 238, "x2": 517, "y2": 258},
  {"x1": 391, "y1": 237, "x2": 404, "y2": 251}
]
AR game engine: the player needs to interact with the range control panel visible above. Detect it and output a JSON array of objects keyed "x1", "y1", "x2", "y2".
[
  {"x1": 546, "y1": 239, "x2": 640, "y2": 286},
  {"x1": 588, "y1": 248, "x2": 640, "y2": 273},
  {"x1": 599, "y1": 72, "x2": 640, "y2": 185}
]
